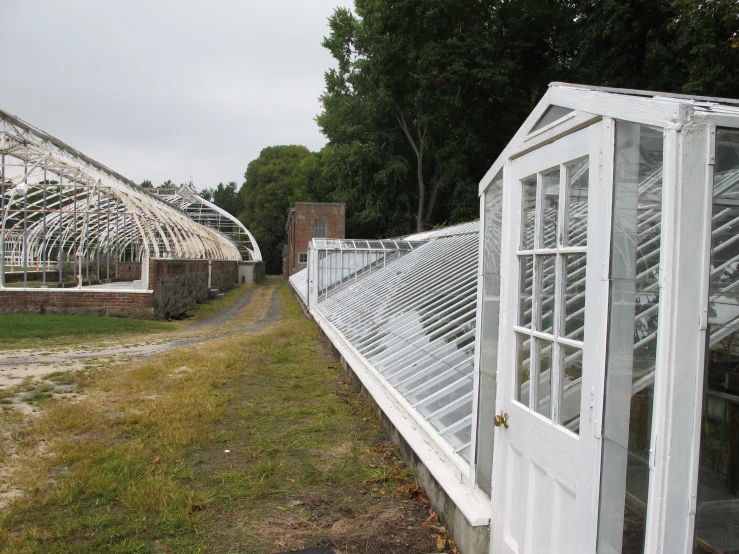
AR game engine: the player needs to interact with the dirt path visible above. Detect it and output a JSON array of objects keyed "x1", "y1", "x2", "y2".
[{"x1": 0, "y1": 278, "x2": 284, "y2": 388}]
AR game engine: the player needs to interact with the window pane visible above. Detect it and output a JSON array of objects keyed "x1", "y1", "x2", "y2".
[
  {"x1": 476, "y1": 170, "x2": 503, "y2": 496},
  {"x1": 598, "y1": 122, "x2": 664, "y2": 554},
  {"x1": 519, "y1": 256, "x2": 533, "y2": 329},
  {"x1": 566, "y1": 159, "x2": 589, "y2": 247},
  {"x1": 516, "y1": 332, "x2": 530, "y2": 406},
  {"x1": 694, "y1": 129, "x2": 739, "y2": 553},
  {"x1": 536, "y1": 255, "x2": 556, "y2": 335},
  {"x1": 542, "y1": 169, "x2": 560, "y2": 249},
  {"x1": 521, "y1": 177, "x2": 537, "y2": 250},
  {"x1": 530, "y1": 105, "x2": 575, "y2": 133},
  {"x1": 313, "y1": 219, "x2": 326, "y2": 238},
  {"x1": 535, "y1": 338, "x2": 553, "y2": 419},
  {"x1": 561, "y1": 345, "x2": 582, "y2": 434},
  {"x1": 562, "y1": 254, "x2": 587, "y2": 341}
]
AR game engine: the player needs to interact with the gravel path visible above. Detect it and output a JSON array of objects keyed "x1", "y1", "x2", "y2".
[{"x1": 0, "y1": 279, "x2": 284, "y2": 387}]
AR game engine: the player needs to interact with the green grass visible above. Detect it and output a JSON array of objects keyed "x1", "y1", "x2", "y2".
[
  {"x1": 0, "y1": 284, "x2": 254, "y2": 350},
  {"x1": 0, "y1": 314, "x2": 173, "y2": 350},
  {"x1": 0, "y1": 280, "x2": 439, "y2": 554}
]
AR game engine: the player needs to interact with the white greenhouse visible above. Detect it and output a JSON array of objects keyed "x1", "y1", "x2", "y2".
[{"x1": 290, "y1": 83, "x2": 739, "y2": 554}]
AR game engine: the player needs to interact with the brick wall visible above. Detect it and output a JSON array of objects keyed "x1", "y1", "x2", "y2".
[
  {"x1": 284, "y1": 203, "x2": 345, "y2": 277},
  {"x1": 0, "y1": 289, "x2": 154, "y2": 318},
  {"x1": 117, "y1": 262, "x2": 142, "y2": 281},
  {"x1": 210, "y1": 260, "x2": 238, "y2": 291},
  {"x1": 148, "y1": 259, "x2": 209, "y2": 318}
]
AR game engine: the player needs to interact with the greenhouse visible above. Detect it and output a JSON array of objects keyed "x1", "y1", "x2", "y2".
[
  {"x1": 291, "y1": 84, "x2": 739, "y2": 554},
  {"x1": 0, "y1": 109, "x2": 259, "y2": 291}
]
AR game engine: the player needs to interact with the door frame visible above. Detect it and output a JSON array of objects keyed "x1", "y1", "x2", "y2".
[{"x1": 490, "y1": 119, "x2": 614, "y2": 553}]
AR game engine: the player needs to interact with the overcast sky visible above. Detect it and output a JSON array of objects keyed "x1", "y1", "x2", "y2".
[{"x1": 1, "y1": 0, "x2": 352, "y2": 191}]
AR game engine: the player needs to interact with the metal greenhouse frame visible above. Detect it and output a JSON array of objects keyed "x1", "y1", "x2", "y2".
[{"x1": 0, "y1": 109, "x2": 253, "y2": 289}]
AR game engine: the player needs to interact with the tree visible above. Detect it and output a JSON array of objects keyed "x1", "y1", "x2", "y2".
[
  {"x1": 566, "y1": 0, "x2": 738, "y2": 96},
  {"x1": 319, "y1": 0, "x2": 577, "y2": 234},
  {"x1": 139, "y1": 179, "x2": 153, "y2": 188},
  {"x1": 206, "y1": 181, "x2": 244, "y2": 217},
  {"x1": 159, "y1": 179, "x2": 175, "y2": 189},
  {"x1": 239, "y1": 145, "x2": 311, "y2": 273}
]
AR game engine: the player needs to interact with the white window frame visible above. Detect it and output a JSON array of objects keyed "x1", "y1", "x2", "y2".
[{"x1": 298, "y1": 252, "x2": 308, "y2": 264}]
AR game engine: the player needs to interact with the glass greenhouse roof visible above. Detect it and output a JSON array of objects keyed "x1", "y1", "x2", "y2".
[{"x1": 312, "y1": 223, "x2": 480, "y2": 461}]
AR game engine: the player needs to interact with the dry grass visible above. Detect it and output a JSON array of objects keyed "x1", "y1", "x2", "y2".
[{"x1": 0, "y1": 279, "x2": 451, "y2": 554}]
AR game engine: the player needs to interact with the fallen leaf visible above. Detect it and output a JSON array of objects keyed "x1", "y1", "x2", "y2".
[
  {"x1": 449, "y1": 538, "x2": 459, "y2": 553},
  {"x1": 436, "y1": 535, "x2": 447, "y2": 551},
  {"x1": 190, "y1": 503, "x2": 208, "y2": 512},
  {"x1": 151, "y1": 456, "x2": 161, "y2": 464}
]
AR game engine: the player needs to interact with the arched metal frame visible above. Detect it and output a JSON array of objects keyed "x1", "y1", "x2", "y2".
[
  {"x1": 0, "y1": 109, "x2": 251, "y2": 288},
  {"x1": 154, "y1": 184, "x2": 262, "y2": 262}
]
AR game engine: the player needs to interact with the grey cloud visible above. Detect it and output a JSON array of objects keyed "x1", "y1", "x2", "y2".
[{"x1": 1, "y1": 0, "x2": 351, "y2": 189}]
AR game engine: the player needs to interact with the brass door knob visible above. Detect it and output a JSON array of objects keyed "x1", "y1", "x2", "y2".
[{"x1": 494, "y1": 413, "x2": 509, "y2": 428}]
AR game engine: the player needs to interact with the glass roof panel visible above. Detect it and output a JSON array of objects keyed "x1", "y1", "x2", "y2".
[
  {"x1": 530, "y1": 105, "x2": 575, "y2": 133},
  {"x1": 317, "y1": 225, "x2": 480, "y2": 462}
]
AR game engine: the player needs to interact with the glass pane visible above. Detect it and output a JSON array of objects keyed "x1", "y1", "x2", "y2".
[
  {"x1": 561, "y1": 345, "x2": 582, "y2": 434},
  {"x1": 563, "y1": 254, "x2": 587, "y2": 341},
  {"x1": 521, "y1": 177, "x2": 537, "y2": 250},
  {"x1": 516, "y1": 332, "x2": 531, "y2": 406},
  {"x1": 694, "y1": 129, "x2": 739, "y2": 553},
  {"x1": 566, "y1": 159, "x2": 589, "y2": 247},
  {"x1": 536, "y1": 255, "x2": 556, "y2": 335},
  {"x1": 519, "y1": 256, "x2": 533, "y2": 329},
  {"x1": 542, "y1": 169, "x2": 560, "y2": 249},
  {"x1": 530, "y1": 105, "x2": 575, "y2": 133},
  {"x1": 535, "y1": 339, "x2": 553, "y2": 419},
  {"x1": 476, "y1": 170, "x2": 504, "y2": 497},
  {"x1": 598, "y1": 122, "x2": 664, "y2": 554}
]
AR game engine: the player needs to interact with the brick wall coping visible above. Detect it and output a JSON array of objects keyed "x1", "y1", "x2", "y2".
[{"x1": 149, "y1": 258, "x2": 236, "y2": 262}]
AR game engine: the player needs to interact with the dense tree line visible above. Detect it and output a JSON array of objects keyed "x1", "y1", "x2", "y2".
[{"x1": 146, "y1": 0, "x2": 738, "y2": 273}]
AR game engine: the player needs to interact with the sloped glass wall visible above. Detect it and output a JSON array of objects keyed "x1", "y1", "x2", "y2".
[{"x1": 318, "y1": 228, "x2": 479, "y2": 460}]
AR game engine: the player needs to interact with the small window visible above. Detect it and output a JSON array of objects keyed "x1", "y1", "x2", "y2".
[
  {"x1": 530, "y1": 105, "x2": 574, "y2": 133},
  {"x1": 313, "y1": 219, "x2": 326, "y2": 238},
  {"x1": 298, "y1": 252, "x2": 308, "y2": 264}
]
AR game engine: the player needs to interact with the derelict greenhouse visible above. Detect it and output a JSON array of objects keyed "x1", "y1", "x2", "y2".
[{"x1": 0, "y1": 109, "x2": 263, "y2": 317}]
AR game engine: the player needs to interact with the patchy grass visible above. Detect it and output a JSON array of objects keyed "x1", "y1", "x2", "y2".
[
  {"x1": 0, "y1": 280, "x2": 453, "y2": 553},
  {"x1": 0, "y1": 314, "x2": 173, "y2": 351},
  {"x1": 0, "y1": 284, "x2": 254, "y2": 351}
]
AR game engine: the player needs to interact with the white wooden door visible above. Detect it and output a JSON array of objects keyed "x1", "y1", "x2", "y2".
[{"x1": 492, "y1": 122, "x2": 610, "y2": 554}]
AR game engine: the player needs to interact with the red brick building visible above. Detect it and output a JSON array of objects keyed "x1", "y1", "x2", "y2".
[{"x1": 283, "y1": 202, "x2": 345, "y2": 277}]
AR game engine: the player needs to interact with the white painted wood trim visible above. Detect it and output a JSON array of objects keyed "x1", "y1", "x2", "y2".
[
  {"x1": 489, "y1": 156, "x2": 518, "y2": 553},
  {"x1": 548, "y1": 86, "x2": 684, "y2": 130},
  {"x1": 643, "y1": 126, "x2": 679, "y2": 553}
]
